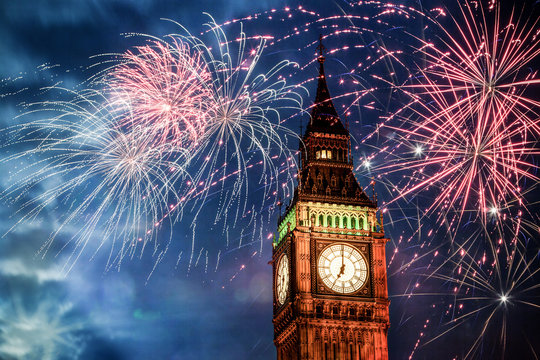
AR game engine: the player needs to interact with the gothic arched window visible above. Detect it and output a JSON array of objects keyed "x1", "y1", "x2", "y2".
[{"x1": 317, "y1": 174, "x2": 323, "y2": 187}]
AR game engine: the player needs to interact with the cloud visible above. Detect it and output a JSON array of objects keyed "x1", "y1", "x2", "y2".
[
  {"x1": 0, "y1": 259, "x2": 65, "y2": 283},
  {"x1": 0, "y1": 294, "x2": 85, "y2": 360},
  {"x1": 2, "y1": 1, "x2": 103, "y2": 27},
  {"x1": 0, "y1": 204, "x2": 98, "y2": 359}
]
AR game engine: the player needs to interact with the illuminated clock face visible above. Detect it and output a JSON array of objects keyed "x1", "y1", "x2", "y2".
[
  {"x1": 318, "y1": 243, "x2": 368, "y2": 294},
  {"x1": 276, "y1": 254, "x2": 289, "y2": 305}
]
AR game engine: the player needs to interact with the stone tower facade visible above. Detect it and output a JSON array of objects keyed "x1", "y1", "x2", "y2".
[{"x1": 272, "y1": 39, "x2": 390, "y2": 360}]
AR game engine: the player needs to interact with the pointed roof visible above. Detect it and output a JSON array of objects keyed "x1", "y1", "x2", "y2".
[
  {"x1": 306, "y1": 36, "x2": 348, "y2": 137},
  {"x1": 288, "y1": 37, "x2": 377, "y2": 209}
]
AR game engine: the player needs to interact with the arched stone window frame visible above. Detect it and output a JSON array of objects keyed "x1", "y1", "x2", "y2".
[
  {"x1": 345, "y1": 175, "x2": 351, "y2": 188},
  {"x1": 308, "y1": 209, "x2": 370, "y2": 231},
  {"x1": 361, "y1": 214, "x2": 368, "y2": 230}
]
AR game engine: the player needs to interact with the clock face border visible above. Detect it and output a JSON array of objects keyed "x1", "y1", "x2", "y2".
[
  {"x1": 275, "y1": 254, "x2": 289, "y2": 306},
  {"x1": 273, "y1": 241, "x2": 292, "y2": 313},
  {"x1": 313, "y1": 240, "x2": 372, "y2": 297}
]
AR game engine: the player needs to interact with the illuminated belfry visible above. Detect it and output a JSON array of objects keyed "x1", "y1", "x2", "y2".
[{"x1": 272, "y1": 37, "x2": 390, "y2": 360}]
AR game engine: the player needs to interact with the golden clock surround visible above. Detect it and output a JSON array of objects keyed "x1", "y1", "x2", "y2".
[
  {"x1": 313, "y1": 239, "x2": 373, "y2": 297},
  {"x1": 317, "y1": 242, "x2": 369, "y2": 294}
]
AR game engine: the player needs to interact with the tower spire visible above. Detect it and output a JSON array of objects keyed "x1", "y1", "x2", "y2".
[
  {"x1": 306, "y1": 35, "x2": 346, "y2": 136},
  {"x1": 273, "y1": 36, "x2": 389, "y2": 360},
  {"x1": 316, "y1": 34, "x2": 326, "y2": 61}
]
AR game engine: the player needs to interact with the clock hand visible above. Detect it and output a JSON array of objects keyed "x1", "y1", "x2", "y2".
[
  {"x1": 338, "y1": 245, "x2": 345, "y2": 277},
  {"x1": 338, "y1": 264, "x2": 345, "y2": 277},
  {"x1": 331, "y1": 274, "x2": 341, "y2": 289}
]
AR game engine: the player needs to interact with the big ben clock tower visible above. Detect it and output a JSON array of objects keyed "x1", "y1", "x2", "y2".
[{"x1": 272, "y1": 38, "x2": 390, "y2": 360}]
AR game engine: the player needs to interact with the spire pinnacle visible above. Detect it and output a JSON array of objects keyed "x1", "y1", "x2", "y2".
[
  {"x1": 305, "y1": 35, "x2": 348, "y2": 136},
  {"x1": 316, "y1": 34, "x2": 326, "y2": 63}
]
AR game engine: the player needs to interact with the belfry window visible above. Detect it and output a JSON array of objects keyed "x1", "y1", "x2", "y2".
[{"x1": 316, "y1": 149, "x2": 332, "y2": 160}]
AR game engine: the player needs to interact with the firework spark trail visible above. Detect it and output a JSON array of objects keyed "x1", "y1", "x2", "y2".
[
  {"x1": 371, "y1": 1, "x2": 540, "y2": 226},
  {"x1": 161, "y1": 15, "x2": 305, "y2": 226},
  {"x1": 90, "y1": 15, "x2": 306, "y2": 230},
  {"x1": 98, "y1": 37, "x2": 214, "y2": 148},
  {"x1": 378, "y1": 169, "x2": 540, "y2": 357},
  {"x1": 0, "y1": 13, "x2": 309, "y2": 275},
  {"x1": 0, "y1": 87, "x2": 189, "y2": 272},
  {"x1": 220, "y1": 2, "x2": 440, "y2": 123},
  {"x1": 395, "y1": 214, "x2": 540, "y2": 359}
]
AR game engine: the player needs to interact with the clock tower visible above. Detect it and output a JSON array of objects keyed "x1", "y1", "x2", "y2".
[{"x1": 272, "y1": 38, "x2": 390, "y2": 360}]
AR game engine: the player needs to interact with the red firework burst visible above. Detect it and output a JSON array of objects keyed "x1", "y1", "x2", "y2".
[
  {"x1": 376, "y1": 1, "x2": 540, "y2": 223},
  {"x1": 106, "y1": 37, "x2": 214, "y2": 147}
]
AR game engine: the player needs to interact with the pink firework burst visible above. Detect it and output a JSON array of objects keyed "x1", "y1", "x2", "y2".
[
  {"x1": 106, "y1": 37, "x2": 214, "y2": 147},
  {"x1": 376, "y1": 1, "x2": 540, "y2": 224}
]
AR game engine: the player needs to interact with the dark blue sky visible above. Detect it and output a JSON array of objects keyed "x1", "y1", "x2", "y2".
[{"x1": 1, "y1": 1, "x2": 539, "y2": 359}]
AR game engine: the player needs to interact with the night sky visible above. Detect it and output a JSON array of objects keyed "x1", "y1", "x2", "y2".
[{"x1": 1, "y1": 1, "x2": 539, "y2": 359}]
